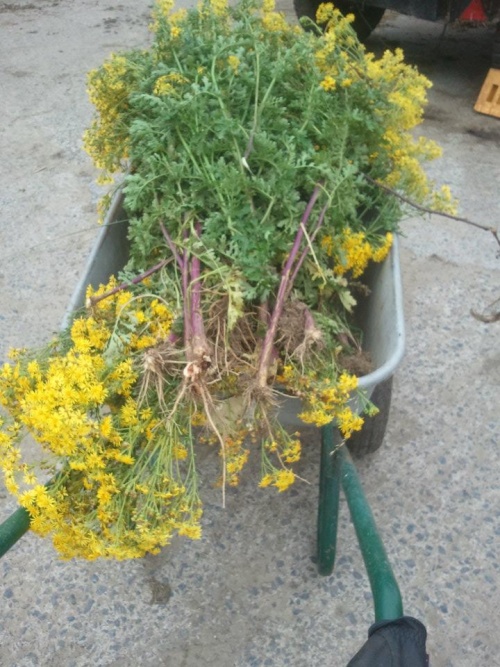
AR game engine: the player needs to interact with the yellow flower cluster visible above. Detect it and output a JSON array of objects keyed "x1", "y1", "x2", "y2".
[
  {"x1": 227, "y1": 55, "x2": 240, "y2": 73},
  {"x1": 336, "y1": 406, "x2": 364, "y2": 439},
  {"x1": 310, "y1": 14, "x2": 451, "y2": 212},
  {"x1": 83, "y1": 54, "x2": 139, "y2": 176},
  {"x1": 253, "y1": 418, "x2": 304, "y2": 492},
  {"x1": 320, "y1": 75, "x2": 336, "y2": 92},
  {"x1": 209, "y1": 0, "x2": 229, "y2": 18},
  {"x1": 0, "y1": 277, "x2": 209, "y2": 560},
  {"x1": 153, "y1": 72, "x2": 189, "y2": 96},
  {"x1": 150, "y1": 0, "x2": 174, "y2": 30},
  {"x1": 321, "y1": 230, "x2": 393, "y2": 278},
  {"x1": 298, "y1": 371, "x2": 360, "y2": 428},
  {"x1": 259, "y1": 468, "x2": 295, "y2": 492},
  {"x1": 222, "y1": 428, "x2": 250, "y2": 487},
  {"x1": 259, "y1": 0, "x2": 292, "y2": 33},
  {"x1": 276, "y1": 363, "x2": 364, "y2": 437},
  {"x1": 430, "y1": 184, "x2": 458, "y2": 216},
  {"x1": 314, "y1": 7, "x2": 357, "y2": 77},
  {"x1": 261, "y1": 11, "x2": 290, "y2": 32},
  {"x1": 336, "y1": 230, "x2": 373, "y2": 278}
]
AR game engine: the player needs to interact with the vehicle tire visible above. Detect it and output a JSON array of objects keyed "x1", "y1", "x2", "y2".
[
  {"x1": 293, "y1": 0, "x2": 385, "y2": 41},
  {"x1": 492, "y1": 27, "x2": 500, "y2": 69},
  {"x1": 347, "y1": 376, "x2": 393, "y2": 458}
]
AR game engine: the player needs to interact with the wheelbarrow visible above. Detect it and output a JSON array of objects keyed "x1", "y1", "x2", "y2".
[{"x1": 0, "y1": 193, "x2": 429, "y2": 665}]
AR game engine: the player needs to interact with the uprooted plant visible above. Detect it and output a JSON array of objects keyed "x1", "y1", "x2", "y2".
[{"x1": 0, "y1": 0, "x2": 456, "y2": 559}]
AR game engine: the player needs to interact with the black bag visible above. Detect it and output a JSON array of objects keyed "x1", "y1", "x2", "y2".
[{"x1": 347, "y1": 616, "x2": 429, "y2": 666}]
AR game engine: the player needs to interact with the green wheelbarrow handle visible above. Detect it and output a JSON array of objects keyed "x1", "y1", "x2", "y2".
[
  {"x1": 317, "y1": 423, "x2": 404, "y2": 623},
  {"x1": 0, "y1": 506, "x2": 31, "y2": 558}
]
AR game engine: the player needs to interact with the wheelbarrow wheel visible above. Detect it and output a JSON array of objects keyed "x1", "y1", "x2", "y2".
[
  {"x1": 293, "y1": 0, "x2": 385, "y2": 41},
  {"x1": 347, "y1": 376, "x2": 393, "y2": 458}
]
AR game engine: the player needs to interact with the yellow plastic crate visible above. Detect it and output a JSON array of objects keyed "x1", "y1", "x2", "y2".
[{"x1": 474, "y1": 68, "x2": 500, "y2": 118}]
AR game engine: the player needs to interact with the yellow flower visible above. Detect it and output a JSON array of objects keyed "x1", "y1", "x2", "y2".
[
  {"x1": 173, "y1": 444, "x2": 188, "y2": 460},
  {"x1": 298, "y1": 408, "x2": 333, "y2": 427},
  {"x1": 227, "y1": 55, "x2": 240, "y2": 73},
  {"x1": 337, "y1": 407, "x2": 364, "y2": 439},
  {"x1": 316, "y1": 2, "x2": 334, "y2": 23},
  {"x1": 283, "y1": 439, "x2": 301, "y2": 464},
  {"x1": 320, "y1": 75, "x2": 336, "y2": 92},
  {"x1": 190, "y1": 411, "x2": 207, "y2": 426},
  {"x1": 259, "y1": 473, "x2": 274, "y2": 488},
  {"x1": 4, "y1": 473, "x2": 19, "y2": 495},
  {"x1": 152, "y1": 0, "x2": 174, "y2": 24},
  {"x1": 335, "y1": 228, "x2": 373, "y2": 278},
  {"x1": 85, "y1": 452, "x2": 106, "y2": 470},
  {"x1": 178, "y1": 523, "x2": 202, "y2": 539},
  {"x1": 371, "y1": 233, "x2": 393, "y2": 263},
  {"x1": 22, "y1": 471, "x2": 37, "y2": 485},
  {"x1": 207, "y1": 0, "x2": 228, "y2": 17},
  {"x1": 153, "y1": 76, "x2": 174, "y2": 96},
  {"x1": 431, "y1": 185, "x2": 458, "y2": 215},
  {"x1": 170, "y1": 8, "x2": 187, "y2": 24},
  {"x1": 337, "y1": 372, "x2": 358, "y2": 395},
  {"x1": 120, "y1": 398, "x2": 139, "y2": 427},
  {"x1": 153, "y1": 72, "x2": 188, "y2": 97},
  {"x1": 26, "y1": 361, "x2": 41, "y2": 380},
  {"x1": 261, "y1": 11, "x2": 289, "y2": 32},
  {"x1": 274, "y1": 469, "x2": 295, "y2": 492},
  {"x1": 111, "y1": 452, "x2": 135, "y2": 465}
]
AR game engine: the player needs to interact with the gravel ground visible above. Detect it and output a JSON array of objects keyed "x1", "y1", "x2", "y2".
[{"x1": 0, "y1": 2, "x2": 499, "y2": 665}]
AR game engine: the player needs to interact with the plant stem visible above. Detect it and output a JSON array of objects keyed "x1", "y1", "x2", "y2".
[
  {"x1": 287, "y1": 201, "x2": 329, "y2": 296},
  {"x1": 189, "y1": 252, "x2": 208, "y2": 360},
  {"x1": 87, "y1": 259, "x2": 170, "y2": 307},
  {"x1": 256, "y1": 185, "x2": 322, "y2": 387},
  {"x1": 160, "y1": 220, "x2": 184, "y2": 270},
  {"x1": 363, "y1": 173, "x2": 500, "y2": 249},
  {"x1": 182, "y1": 247, "x2": 191, "y2": 350}
]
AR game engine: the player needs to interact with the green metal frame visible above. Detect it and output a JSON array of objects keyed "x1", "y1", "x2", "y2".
[
  {"x1": 0, "y1": 421, "x2": 404, "y2": 624},
  {"x1": 317, "y1": 422, "x2": 403, "y2": 622},
  {"x1": 0, "y1": 506, "x2": 30, "y2": 559}
]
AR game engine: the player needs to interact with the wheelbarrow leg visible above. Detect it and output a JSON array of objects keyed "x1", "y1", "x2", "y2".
[{"x1": 317, "y1": 423, "x2": 342, "y2": 575}]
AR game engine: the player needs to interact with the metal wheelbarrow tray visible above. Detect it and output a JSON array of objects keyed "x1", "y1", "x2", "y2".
[{"x1": 0, "y1": 193, "x2": 430, "y2": 665}]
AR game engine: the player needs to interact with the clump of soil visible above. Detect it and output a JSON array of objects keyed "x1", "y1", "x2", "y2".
[
  {"x1": 277, "y1": 301, "x2": 310, "y2": 354},
  {"x1": 338, "y1": 350, "x2": 373, "y2": 376}
]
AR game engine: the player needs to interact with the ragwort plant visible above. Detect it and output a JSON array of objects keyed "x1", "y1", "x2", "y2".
[{"x1": 0, "y1": 0, "x2": 454, "y2": 559}]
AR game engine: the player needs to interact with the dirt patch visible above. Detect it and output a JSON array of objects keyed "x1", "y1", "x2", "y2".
[
  {"x1": 465, "y1": 126, "x2": 500, "y2": 142},
  {"x1": 0, "y1": 2, "x2": 58, "y2": 12}
]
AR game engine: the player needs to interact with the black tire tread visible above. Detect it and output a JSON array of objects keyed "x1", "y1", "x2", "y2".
[{"x1": 347, "y1": 376, "x2": 393, "y2": 458}]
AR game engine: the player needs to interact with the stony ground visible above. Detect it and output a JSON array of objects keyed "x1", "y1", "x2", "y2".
[{"x1": 0, "y1": 2, "x2": 499, "y2": 665}]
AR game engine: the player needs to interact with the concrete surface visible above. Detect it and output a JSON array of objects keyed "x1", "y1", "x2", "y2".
[{"x1": 1, "y1": 2, "x2": 499, "y2": 665}]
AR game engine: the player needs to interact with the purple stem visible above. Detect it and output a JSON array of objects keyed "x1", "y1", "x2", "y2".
[
  {"x1": 256, "y1": 185, "x2": 322, "y2": 387},
  {"x1": 188, "y1": 222, "x2": 209, "y2": 361},
  {"x1": 182, "y1": 247, "x2": 191, "y2": 350},
  {"x1": 88, "y1": 259, "x2": 169, "y2": 306},
  {"x1": 160, "y1": 221, "x2": 184, "y2": 270},
  {"x1": 167, "y1": 331, "x2": 181, "y2": 347},
  {"x1": 189, "y1": 254, "x2": 205, "y2": 358}
]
